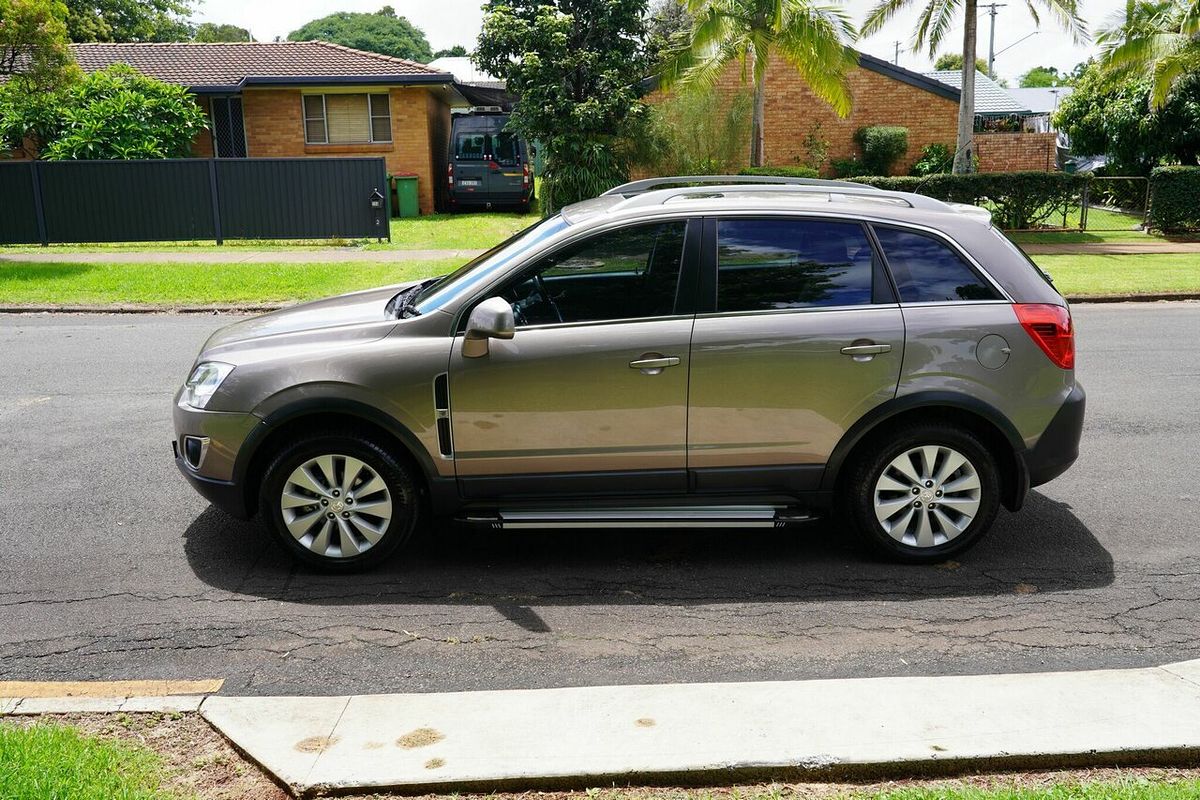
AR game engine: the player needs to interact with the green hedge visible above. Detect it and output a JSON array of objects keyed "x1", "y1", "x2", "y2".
[
  {"x1": 1149, "y1": 166, "x2": 1200, "y2": 232},
  {"x1": 739, "y1": 165, "x2": 819, "y2": 178},
  {"x1": 848, "y1": 172, "x2": 1089, "y2": 229}
]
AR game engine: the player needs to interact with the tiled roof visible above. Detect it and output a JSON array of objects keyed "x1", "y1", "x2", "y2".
[
  {"x1": 67, "y1": 41, "x2": 450, "y2": 90},
  {"x1": 923, "y1": 69, "x2": 1029, "y2": 114}
]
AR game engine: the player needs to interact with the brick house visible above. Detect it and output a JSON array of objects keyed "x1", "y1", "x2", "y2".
[
  {"x1": 65, "y1": 42, "x2": 462, "y2": 214},
  {"x1": 647, "y1": 51, "x2": 1054, "y2": 175}
]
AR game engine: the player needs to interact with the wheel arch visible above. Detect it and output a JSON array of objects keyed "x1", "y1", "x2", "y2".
[
  {"x1": 234, "y1": 398, "x2": 456, "y2": 518},
  {"x1": 825, "y1": 392, "x2": 1029, "y2": 512}
]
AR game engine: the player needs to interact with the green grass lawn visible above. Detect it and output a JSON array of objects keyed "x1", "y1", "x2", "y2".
[
  {"x1": 0, "y1": 252, "x2": 1195, "y2": 307},
  {"x1": 853, "y1": 780, "x2": 1200, "y2": 800},
  {"x1": 1033, "y1": 253, "x2": 1200, "y2": 296},
  {"x1": 0, "y1": 211, "x2": 538, "y2": 255},
  {"x1": 0, "y1": 722, "x2": 174, "y2": 799},
  {"x1": 0, "y1": 259, "x2": 457, "y2": 306}
]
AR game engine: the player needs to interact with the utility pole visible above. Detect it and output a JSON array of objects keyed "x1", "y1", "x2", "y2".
[
  {"x1": 982, "y1": 2, "x2": 1007, "y2": 76},
  {"x1": 894, "y1": 40, "x2": 902, "y2": 65}
]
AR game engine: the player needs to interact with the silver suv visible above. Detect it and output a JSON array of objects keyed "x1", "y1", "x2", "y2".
[{"x1": 174, "y1": 176, "x2": 1085, "y2": 571}]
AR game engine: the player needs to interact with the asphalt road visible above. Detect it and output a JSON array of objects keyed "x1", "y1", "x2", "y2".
[{"x1": 1, "y1": 304, "x2": 1198, "y2": 696}]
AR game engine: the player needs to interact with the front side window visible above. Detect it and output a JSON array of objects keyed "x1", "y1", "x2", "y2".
[
  {"x1": 716, "y1": 218, "x2": 876, "y2": 312},
  {"x1": 303, "y1": 93, "x2": 392, "y2": 144},
  {"x1": 874, "y1": 226, "x2": 1001, "y2": 302},
  {"x1": 498, "y1": 221, "x2": 687, "y2": 326}
]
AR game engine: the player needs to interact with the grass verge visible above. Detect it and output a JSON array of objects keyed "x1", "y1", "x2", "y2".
[
  {"x1": 0, "y1": 259, "x2": 456, "y2": 306},
  {"x1": 0, "y1": 210, "x2": 538, "y2": 255},
  {"x1": 0, "y1": 722, "x2": 172, "y2": 799},
  {"x1": 1032, "y1": 253, "x2": 1200, "y2": 297}
]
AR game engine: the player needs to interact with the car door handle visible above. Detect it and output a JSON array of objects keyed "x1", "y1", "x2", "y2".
[
  {"x1": 629, "y1": 356, "x2": 680, "y2": 371},
  {"x1": 840, "y1": 343, "x2": 892, "y2": 356}
]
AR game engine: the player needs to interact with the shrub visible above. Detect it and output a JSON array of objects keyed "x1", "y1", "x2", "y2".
[
  {"x1": 831, "y1": 156, "x2": 871, "y2": 178},
  {"x1": 738, "y1": 165, "x2": 819, "y2": 178},
  {"x1": 1149, "y1": 166, "x2": 1200, "y2": 232},
  {"x1": 850, "y1": 171, "x2": 1089, "y2": 229},
  {"x1": 634, "y1": 86, "x2": 754, "y2": 177},
  {"x1": 854, "y1": 125, "x2": 909, "y2": 176},
  {"x1": 910, "y1": 143, "x2": 954, "y2": 176}
]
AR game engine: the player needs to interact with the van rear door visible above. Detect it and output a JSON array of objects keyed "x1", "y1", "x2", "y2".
[
  {"x1": 453, "y1": 129, "x2": 489, "y2": 199},
  {"x1": 487, "y1": 131, "x2": 525, "y2": 199}
]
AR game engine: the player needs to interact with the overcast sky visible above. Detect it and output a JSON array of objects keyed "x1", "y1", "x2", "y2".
[{"x1": 193, "y1": 0, "x2": 1125, "y2": 85}]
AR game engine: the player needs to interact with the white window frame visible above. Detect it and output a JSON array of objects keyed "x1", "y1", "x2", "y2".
[{"x1": 302, "y1": 92, "x2": 392, "y2": 145}]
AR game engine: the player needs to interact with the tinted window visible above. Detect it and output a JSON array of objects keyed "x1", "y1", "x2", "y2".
[
  {"x1": 491, "y1": 133, "x2": 520, "y2": 165},
  {"x1": 874, "y1": 226, "x2": 1000, "y2": 302},
  {"x1": 500, "y1": 222, "x2": 686, "y2": 326},
  {"x1": 716, "y1": 219, "x2": 876, "y2": 311},
  {"x1": 455, "y1": 133, "x2": 487, "y2": 159}
]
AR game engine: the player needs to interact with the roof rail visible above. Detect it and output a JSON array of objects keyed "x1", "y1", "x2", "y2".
[
  {"x1": 603, "y1": 175, "x2": 875, "y2": 196},
  {"x1": 609, "y1": 182, "x2": 964, "y2": 214}
]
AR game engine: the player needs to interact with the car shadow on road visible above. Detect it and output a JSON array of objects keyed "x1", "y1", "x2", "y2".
[{"x1": 184, "y1": 491, "x2": 1113, "y2": 617}]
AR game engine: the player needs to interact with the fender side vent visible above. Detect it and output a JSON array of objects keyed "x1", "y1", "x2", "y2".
[{"x1": 434, "y1": 373, "x2": 452, "y2": 457}]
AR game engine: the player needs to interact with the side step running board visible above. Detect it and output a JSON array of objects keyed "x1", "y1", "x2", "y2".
[{"x1": 460, "y1": 505, "x2": 815, "y2": 530}]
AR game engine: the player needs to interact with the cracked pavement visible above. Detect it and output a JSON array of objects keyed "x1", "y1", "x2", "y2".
[{"x1": 1, "y1": 304, "x2": 1198, "y2": 695}]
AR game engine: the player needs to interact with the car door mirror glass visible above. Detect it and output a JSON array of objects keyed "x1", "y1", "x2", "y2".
[{"x1": 463, "y1": 296, "x2": 516, "y2": 358}]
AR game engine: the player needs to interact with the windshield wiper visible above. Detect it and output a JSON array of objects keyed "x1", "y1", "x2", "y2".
[{"x1": 386, "y1": 278, "x2": 439, "y2": 319}]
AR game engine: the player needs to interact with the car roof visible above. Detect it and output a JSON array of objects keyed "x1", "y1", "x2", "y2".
[{"x1": 561, "y1": 182, "x2": 993, "y2": 232}]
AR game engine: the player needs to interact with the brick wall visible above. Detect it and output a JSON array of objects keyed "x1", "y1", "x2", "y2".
[
  {"x1": 975, "y1": 132, "x2": 1058, "y2": 173},
  {"x1": 649, "y1": 54, "x2": 961, "y2": 176},
  {"x1": 241, "y1": 86, "x2": 448, "y2": 214},
  {"x1": 191, "y1": 97, "x2": 214, "y2": 158}
]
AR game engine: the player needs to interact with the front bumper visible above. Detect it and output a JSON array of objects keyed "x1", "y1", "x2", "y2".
[
  {"x1": 1023, "y1": 383, "x2": 1086, "y2": 487},
  {"x1": 173, "y1": 395, "x2": 260, "y2": 518}
]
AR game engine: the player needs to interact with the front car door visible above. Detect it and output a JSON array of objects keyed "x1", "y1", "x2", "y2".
[
  {"x1": 686, "y1": 215, "x2": 905, "y2": 493},
  {"x1": 449, "y1": 218, "x2": 699, "y2": 498}
]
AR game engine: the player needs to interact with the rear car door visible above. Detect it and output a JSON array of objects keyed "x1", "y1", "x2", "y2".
[
  {"x1": 486, "y1": 131, "x2": 525, "y2": 199},
  {"x1": 449, "y1": 219, "x2": 699, "y2": 498},
  {"x1": 452, "y1": 129, "x2": 489, "y2": 198},
  {"x1": 686, "y1": 216, "x2": 905, "y2": 493}
]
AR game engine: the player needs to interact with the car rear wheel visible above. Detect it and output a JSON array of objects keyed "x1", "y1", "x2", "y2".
[
  {"x1": 841, "y1": 423, "x2": 1000, "y2": 563},
  {"x1": 260, "y1": 433, "x2": 420, "y2": 571}
]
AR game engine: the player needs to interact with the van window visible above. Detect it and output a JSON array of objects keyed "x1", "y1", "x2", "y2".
[
  {"x1": 491, "y1": 133, "x2": 521, "y2": 165},
  {"x1": 455, "y1": 133, "x2": 488, "y2": 160}
]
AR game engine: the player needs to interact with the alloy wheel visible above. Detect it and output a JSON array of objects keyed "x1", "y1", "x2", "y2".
[
  {"x1": 872, "y1": 445, "x2": 981, "y2": 548},
  {"x1": 279, "y1": 454, "x2": 394, "y2": 559}
]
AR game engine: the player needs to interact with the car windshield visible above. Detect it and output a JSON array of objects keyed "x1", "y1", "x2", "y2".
[{"x1": 409, "y1": 214, "x2": 570, "y2": 315}]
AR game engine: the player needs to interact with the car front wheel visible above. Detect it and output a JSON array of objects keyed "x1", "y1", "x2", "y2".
[
  {"x1": 260, "y1": 433, "x2": 420, "y2": 571},
  {"x1": 842, "y1": 423, "x2": 1000, "y2": 563}
]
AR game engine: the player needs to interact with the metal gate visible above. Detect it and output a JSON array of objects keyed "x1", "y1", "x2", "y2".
[{"x1": 1079, "y1": 176, "x2": 1151, "y2": 232}]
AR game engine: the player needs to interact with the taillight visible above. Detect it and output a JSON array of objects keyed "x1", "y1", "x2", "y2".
[
  {"x1": 1014, "y1": 303, "x2": 1074, "y2": 369},
  {"x1": 522, "y1": 162, "x2": 531, "y2": 187},
  {"x1": 447, "y1": 163, "x2": 454, "y2": 186}
]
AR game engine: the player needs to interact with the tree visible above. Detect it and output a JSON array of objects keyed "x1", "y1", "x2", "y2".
[
  {"x1": 660, "y1": 0, "x2": 857, "y2": 168},
  {"x1": 193, "y1": 22, "x2": 252, "y2": 42},
  {"x1": 645, "y1": 0, "x2": 692, "y2": 68},
  {"x1": 434, "y1": 45, "x2": 468, "y2": 58},
  {"x1": 1, "y1": 64, "x2": 209, "y2": 159},
  {"x1": 863, "y1": 0, "x2": 1086, "y2": 173},
  {"x1": 1020, "y1": 65, "x2": 1064, "y2": 86},
  {"x1": 63, "y1": 0, "x2": 193, "y2": 42},
  {"x1": 288, "y1": 7, "x2": 432, "y2": 62},
  {"x1": 475, "y1": 0, "x2": 652, "y2": 209},
  {"x1": 0, "y1": 0, "x2": 77, "y2": 88},
  {"x1": 1054, "y1": 59, "x2": 1200, "y2": 170},
  {"x1": 935, "y1": 52, "x2": 989, "y2": 73},
  {"x1": 1097, "y1": 0, "x2": 1200, "y2": 108}
]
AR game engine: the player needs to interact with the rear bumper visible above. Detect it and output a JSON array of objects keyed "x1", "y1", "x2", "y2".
[
  {"x1": 1023, "y1": 384, "x2": 1086, "y2": 487},
  {"x1": 448, "y1": 189, "x2": 532, "y2": 207}
]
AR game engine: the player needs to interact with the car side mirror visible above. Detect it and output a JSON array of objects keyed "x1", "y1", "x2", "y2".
[{"x1": 462, "y1": 296, "x2": 515, "y2": 358}]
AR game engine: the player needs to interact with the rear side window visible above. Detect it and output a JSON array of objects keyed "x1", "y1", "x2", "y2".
[
  {"x1": 873, "y1": 226, "x2": 1001, "y2": 302},
  {"x1": 716, "y1": 219, "x2": 875, "y2": 312},
  {"x1": 455, "y1": 133, "x2": 487, "y2": 159}
]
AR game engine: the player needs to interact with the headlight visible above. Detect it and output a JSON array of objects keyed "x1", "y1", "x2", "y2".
[{"x1": 181, "y1": 362, "x2": 234, "y2": 409}]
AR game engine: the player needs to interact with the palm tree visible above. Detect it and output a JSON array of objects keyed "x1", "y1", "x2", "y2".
[
  {"x1": 660, "y1": 0, "x2": 858, "y2": 168},
  {"x1": 1098, "y1": 0, "x2": 1200, "y2": 108},
  {"x1": 861, "y1": 0, "x2": 1086, "y2": 173}
]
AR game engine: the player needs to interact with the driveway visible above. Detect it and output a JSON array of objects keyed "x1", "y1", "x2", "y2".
[{"x1": 0, "y1": 305, "x2": 1197, "y2": 695}]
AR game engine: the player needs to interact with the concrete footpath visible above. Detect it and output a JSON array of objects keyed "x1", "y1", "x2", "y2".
[
  {"x1": 0, "y1": 248, "x2": 483, "y2": 264},
  {"x1": 6, "y1": 660, "x2": 1200, "y2": 797}
]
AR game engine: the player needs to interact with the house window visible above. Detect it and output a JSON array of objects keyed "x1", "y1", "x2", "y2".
[{"x1": 303, "y1": 93, "x2": 392, "y2": 144}]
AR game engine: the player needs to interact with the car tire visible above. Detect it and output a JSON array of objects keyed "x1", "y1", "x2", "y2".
[
  {"x1": 259, "y1": 432, "x2": 421, "y2": 572},
  {"x1": 840, "y1": 423, "x2": 1000, "y2": 563}
]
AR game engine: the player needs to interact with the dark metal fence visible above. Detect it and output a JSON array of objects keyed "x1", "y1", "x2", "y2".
[{"x1": 0, "y1": 157, "x2": 391, "y2": 245}]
